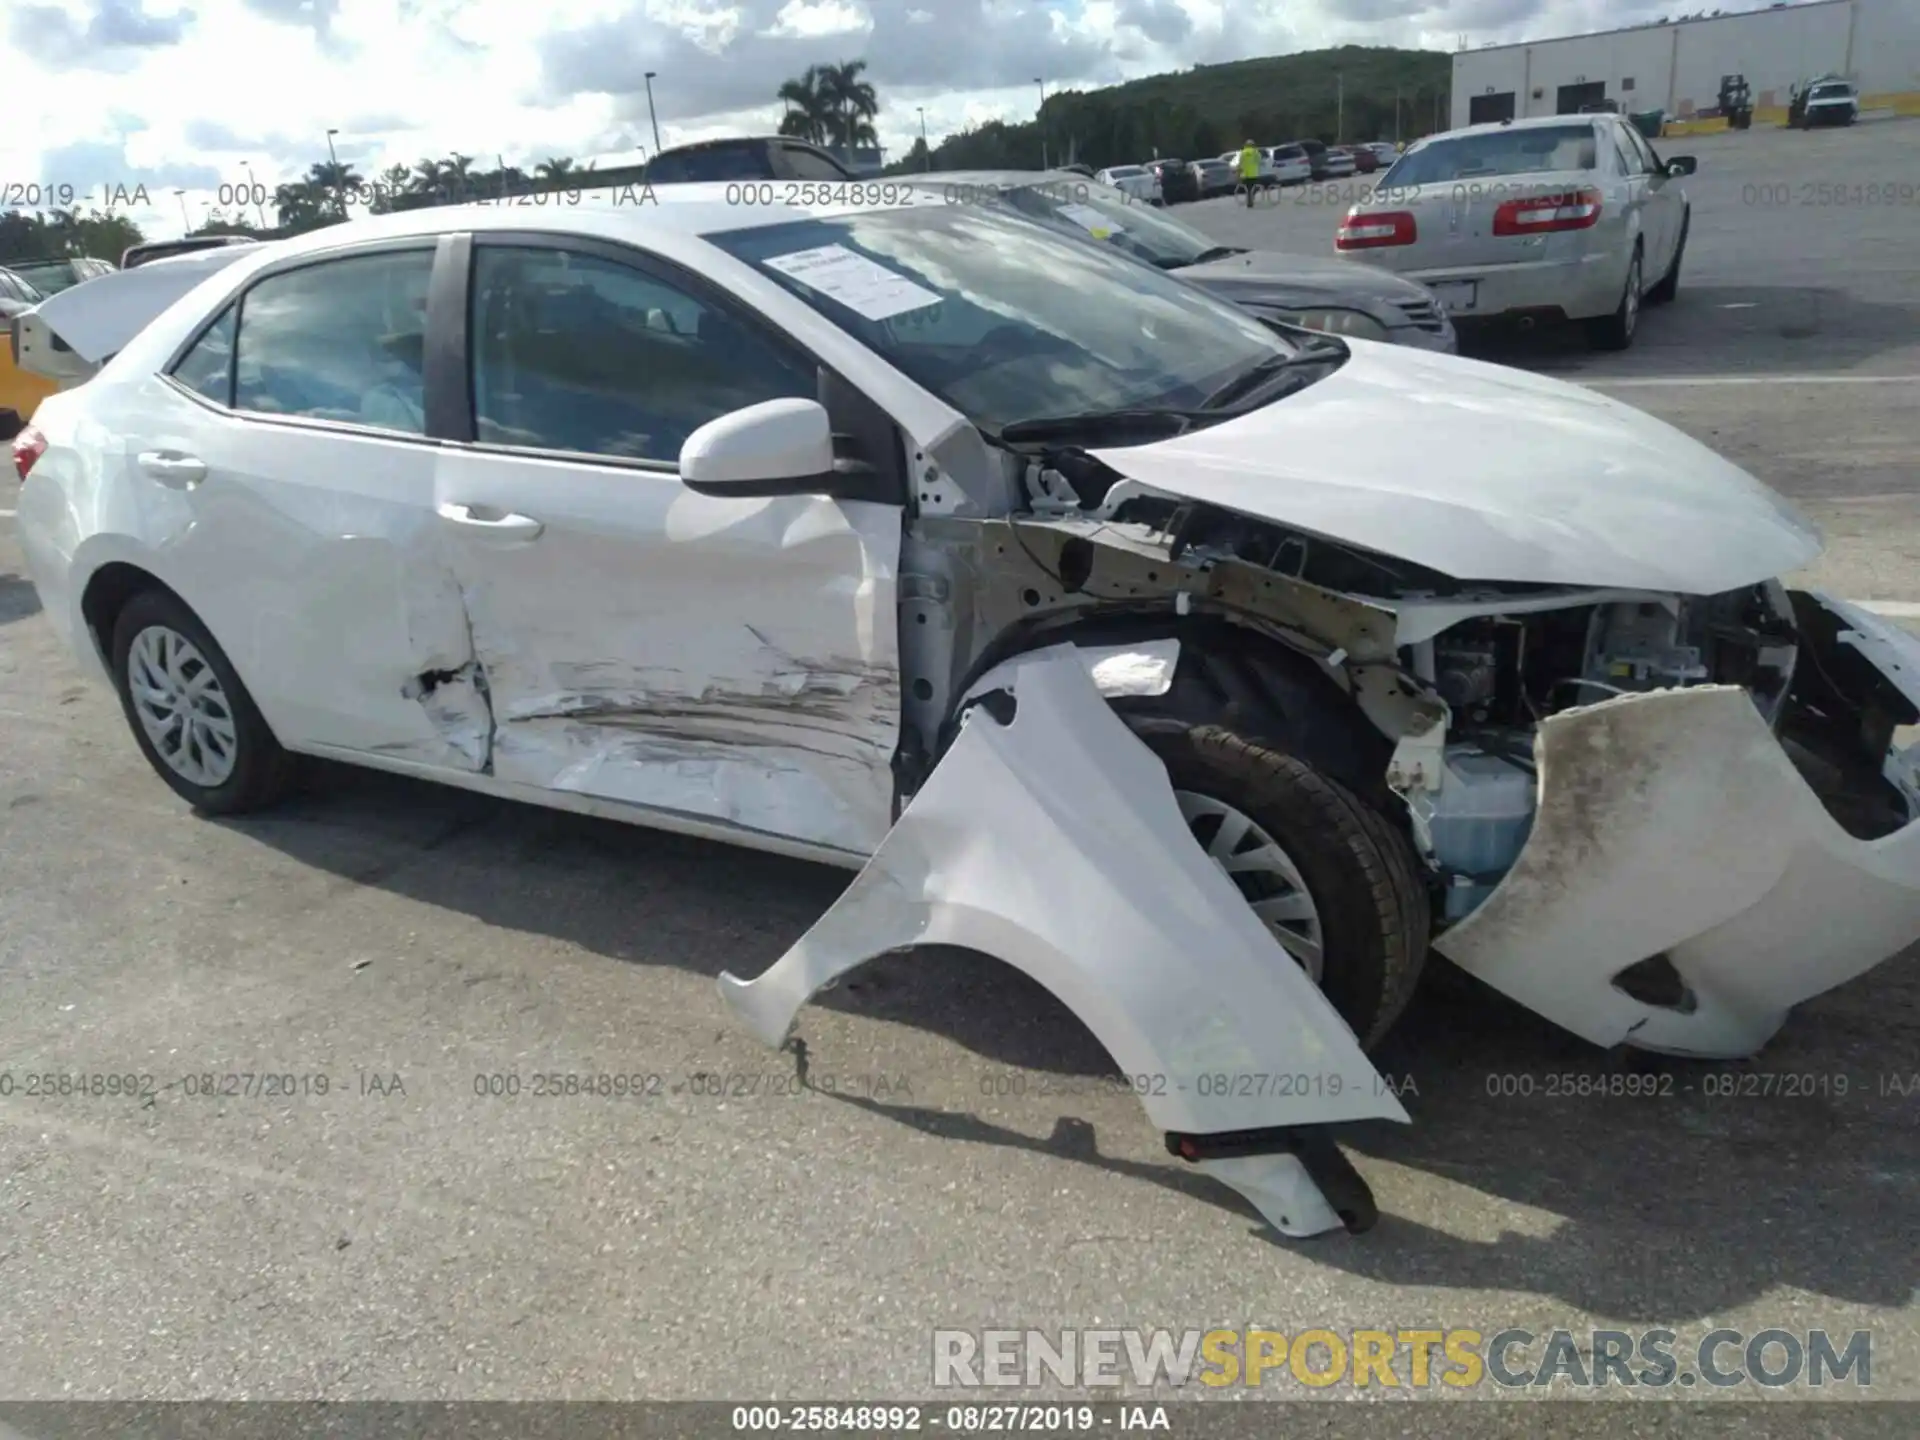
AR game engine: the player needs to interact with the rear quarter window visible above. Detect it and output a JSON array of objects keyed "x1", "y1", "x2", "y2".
[{"x1": 1381, "y1": 125, "x2": 1598, "y2": 187}]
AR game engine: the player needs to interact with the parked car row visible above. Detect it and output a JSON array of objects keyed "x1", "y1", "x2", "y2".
[{"x1": 1093, "y1": 139, "x2": 1404, "y2": 205}]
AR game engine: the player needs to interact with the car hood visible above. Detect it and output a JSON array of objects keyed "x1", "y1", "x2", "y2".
[
  {"x1": 1089, "y1": 340, "x2": 1822, "y2": 593},
  {"x1": 1179, "y1": 249, "x2": 1436, "y2": 311}
]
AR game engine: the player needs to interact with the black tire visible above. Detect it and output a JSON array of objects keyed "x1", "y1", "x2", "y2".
[
  {"x1": 109, "y1": 587, "x2": 295, "y2": 814},
  {"x1": 1129, "y1": 721, "x2": 1431, "y2": 1050},
  {"x1": 1587, "y1": 245, "x2": 1643, "y2": 351},
  {"x1": 1646, "y1": 212, "x2": 1687, "y2": 304}
]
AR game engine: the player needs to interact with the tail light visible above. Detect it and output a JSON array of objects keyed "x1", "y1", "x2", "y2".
[
  {"x1": 1336, "y1": 210, "x2": 1417, "y2": 249},
  {"x1": 13, "y1": 425, "x2": 46, "y2": 480},
  {"x1": 1492, "y1": 187, "x2": 1603, "y2": 235}
]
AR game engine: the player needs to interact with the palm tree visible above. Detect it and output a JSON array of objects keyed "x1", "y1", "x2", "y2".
[
  {"x1": 818, "y1": 59, "x2": 878, "y2": 150},
  {"x1": 535, "y1": 157, "x2": 577, "y2": 183},
  {"x1": 409, "y1": 157, "x2": 444, "y2": 195},
  {"x1": 441, "y1": 152, "x2": 477, "y2": 201},
  {"x1": 776, "y1": 66, "x2": 832, "y2": 144},
  {"x1": 306, "y1": 159, "x2": 362, "y2": 216}
]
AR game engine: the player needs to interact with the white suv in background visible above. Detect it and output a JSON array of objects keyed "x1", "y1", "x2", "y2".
[{"x1": 1095, "y1": 164, "x2": 1163, "y2": 204}]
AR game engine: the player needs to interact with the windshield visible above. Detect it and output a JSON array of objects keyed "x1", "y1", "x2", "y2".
[
  {"x1": 708, "y1": 205, "x2": 1299, "y2": 434},
  {"x1": 1380, "y1": 124, "x2": 1598, "y2": 187},
  {"x1": 1810, "y1": 83, "x2": 1853, "y2": 99},
  {"x1": 993, "y1": 179, "x2": 1216, "y2": 267},
  {"x1": 11, "y1": 261, "x2": 75, "y2": 295},
  {"x1": 1104, "y1": 166, "x2": 1146, "y2": 178}
]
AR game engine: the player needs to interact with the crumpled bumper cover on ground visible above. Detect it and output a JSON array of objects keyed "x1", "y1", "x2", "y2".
[
  {"x1": 1438, "y1": 597, "x2": 1920, "y2": 1058},
  {"x1": 718, "y1": 644, "x2": 1406, "y2": 1238}
]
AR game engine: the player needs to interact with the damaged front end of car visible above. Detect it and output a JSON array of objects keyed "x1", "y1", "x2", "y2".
[{"x1": 717, "y1": 418, "x2": 1920, "y2": 1238}]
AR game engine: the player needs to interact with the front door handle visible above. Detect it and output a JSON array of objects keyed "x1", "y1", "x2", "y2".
[
  {"x1": 137, "y1": 451, "x2": 207, "y2": 489},
  {"x1": 437, "y1": 501, "x2": 544, "y2": 541}
]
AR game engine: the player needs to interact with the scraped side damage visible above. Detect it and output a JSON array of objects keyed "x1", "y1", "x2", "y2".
[{"x1": 718, "y1": 647, "x2": 1405, "y2": 1237}]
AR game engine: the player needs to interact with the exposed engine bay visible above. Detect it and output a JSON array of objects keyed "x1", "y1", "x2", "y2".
[{"x1": 914, "y1": 454, "x2": 1920, "y2": 941}]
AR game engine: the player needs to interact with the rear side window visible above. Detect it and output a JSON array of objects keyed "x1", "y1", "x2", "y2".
[
  {"x1": 231, "y1": 250, "x2": 433, "y2": 433},
  {"x1": 646, "y1": 144, "x2": 771, "y2": 183},
  {"x1": 779, "y1": 145, "x2": 848, "y2": 179},
  {"x1": 171, "y1": 305, "x2": 238, "y2": 404},
  {"x1": 468, "y1": 245, "x2": 816, "y2": 463},
  {"x1": 1381, "y1": 125, "x2": 1598, "y2": 187}
]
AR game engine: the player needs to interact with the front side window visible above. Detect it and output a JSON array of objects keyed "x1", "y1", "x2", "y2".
[
  {"x1": 469, "y1": 245, "x2": 816, "y2": 462},
  {"x1": 710, "y1": 203, "x2": 1309, "y2": 435},
  {"x1": 232, "y1": 249, "x2": 432, "y2": 433},
  {"x1": 171, "y1": 304, "x2": 238, "y2": 404}
]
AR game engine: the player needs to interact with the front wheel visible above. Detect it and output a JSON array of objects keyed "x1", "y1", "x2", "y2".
[
  {"x1": 1646, "y1": 213, "x2": 1688, "y2": 304},
  {"x1": 1132, "y1": 721, "x2": 1431, "y2": 1050}
]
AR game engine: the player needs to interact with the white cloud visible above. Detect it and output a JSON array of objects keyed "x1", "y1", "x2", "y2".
[{"x1": 0, "y1": 0, "x2": 1814, "y2": 242}]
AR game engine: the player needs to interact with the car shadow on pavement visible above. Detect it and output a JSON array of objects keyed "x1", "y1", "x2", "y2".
[
  {"x1": 0, "y1": 573, "x2": 44, "y2": 626},
  {"x1": 1460, "y1": 284, "x2": 1920, "y2": 376},
  {"x1": 227, "y1": 759, "x2": 1920, "y2": 1322}
]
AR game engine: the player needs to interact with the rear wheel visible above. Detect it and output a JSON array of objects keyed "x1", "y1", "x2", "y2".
[
  {"x1": 1131, "y1": 721, "x2": 1430, "y2": 1050},
  {"x1": 109, "y1": 588, "x2": 295, "y2": 814},
  {"x1": 1587, "y1": 246, "x2": 1643, "y2": 351}
]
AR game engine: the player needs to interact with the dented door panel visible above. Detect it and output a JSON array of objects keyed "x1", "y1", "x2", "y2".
[
  {"x1": 718, "y1": 647, "x2": 1406, "y2": 1236},
  {"x1": 433, "y1": 446, "x2": 902, "y2": 855}
]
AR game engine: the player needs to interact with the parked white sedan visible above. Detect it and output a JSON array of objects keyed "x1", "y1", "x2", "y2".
[
  {"x1": 14, "y1": 192, "x2": 1920, "y2": 1240},
  {"x1": 1340, "y1": 113, "x2": 1694, "y2": 349},
  {"x1": 1094, "y1": 164, "x2": 1161, "y2": 204}
]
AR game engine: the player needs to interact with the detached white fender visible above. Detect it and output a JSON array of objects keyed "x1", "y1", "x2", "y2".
[{"x1": 718, "y1": 643, "x2": 1407, "y2": 1237}]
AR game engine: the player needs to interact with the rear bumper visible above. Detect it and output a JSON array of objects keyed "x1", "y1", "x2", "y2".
[
  {"x1": 1435, "y1": 595, "x2": 1920, "y2": 1058},
  {"x1": 1400, "y1": 250, "x2": 1626, "y2": 322}
]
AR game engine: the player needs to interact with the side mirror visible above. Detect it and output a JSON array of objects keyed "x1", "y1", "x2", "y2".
[
  {"x1": 1666, "y1": 156, "x2": 1697, "y2": 177},
  {"x1": 679, "y1": 398, "x2": 835, "y2": 497}
]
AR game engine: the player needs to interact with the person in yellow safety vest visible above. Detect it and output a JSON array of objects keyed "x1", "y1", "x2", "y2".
[{"x1": 1237, "y1": 140, "x2": 1262, "y2": 207}]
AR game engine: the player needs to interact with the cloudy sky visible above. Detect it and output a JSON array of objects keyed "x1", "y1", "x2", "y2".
[{"x1": 4, "y1": 0, "x2": 1779, "y2": 237}]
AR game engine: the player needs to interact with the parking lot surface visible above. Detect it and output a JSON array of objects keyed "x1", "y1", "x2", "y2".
[{"x1": 1, "y1": 119, "x2": 1917, "y2": 1402}]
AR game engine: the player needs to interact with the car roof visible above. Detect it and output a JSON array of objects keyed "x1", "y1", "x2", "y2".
[{"x1": 181, "y1": 186, "x2": 950, "y2": 273}]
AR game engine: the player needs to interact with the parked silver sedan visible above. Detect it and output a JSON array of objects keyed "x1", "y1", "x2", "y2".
[{"x1": 1337, "y1": 113, "x2": 1696, "y2": 350}]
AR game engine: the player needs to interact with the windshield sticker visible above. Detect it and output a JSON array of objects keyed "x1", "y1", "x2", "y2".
[
  {"x1": 762, "y1": 244, "x2": 942, "y2": 320},
  {"x1": 1053, "y1": 202, "x2": 1121, "y2": 239}
]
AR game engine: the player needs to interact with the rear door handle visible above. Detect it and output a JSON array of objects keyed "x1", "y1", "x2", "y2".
[
  {"x1": 137, "y1": 451, "x2": 207, "y2": 488},
  {"x1": 436, "y1": 501, "x2": 544, "y2": 541}
]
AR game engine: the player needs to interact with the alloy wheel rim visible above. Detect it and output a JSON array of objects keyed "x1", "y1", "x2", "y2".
[
  {"x1": 127, "y1": 625, "x2": 239, "y2": 788},
  {"x1": 1174, "y1": 791, "x2": 1325, "y2": 983}
]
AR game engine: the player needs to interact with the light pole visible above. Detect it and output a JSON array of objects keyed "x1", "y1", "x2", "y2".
[
  {"x1": 242, "y1": 161, "x2": 268, "y2": 229},
  {"x1": 1033, "y1": 77, "x2": 1047, "y2": 169},
  {"x1": 644, "y1": 72, "x2": 663, "y2": 155},
  {"x1": 174, "y1": 189, "x2": 190, "y2": 232},
  {"x1": 1336, "y1": 71, "x2": 1345, "y2": 143},
  {"x1": 325, "y1": 127, "x2": 345, "y2": 215},
  {"x1": 917, "y1": 106, "x2": 929, "y2": 170}
]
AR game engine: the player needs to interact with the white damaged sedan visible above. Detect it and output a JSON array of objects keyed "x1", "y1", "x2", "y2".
[{"x1": 13, "y1": 192, "x2": 1920, "y2": 1238}]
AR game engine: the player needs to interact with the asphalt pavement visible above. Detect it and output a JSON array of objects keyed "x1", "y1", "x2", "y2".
[{"x1": 0, "y1": 118, "x2": 1916, "y2": 1405}]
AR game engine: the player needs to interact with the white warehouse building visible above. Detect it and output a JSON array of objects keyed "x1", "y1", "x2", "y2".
[{"x1": 1451, "y1": 0, "x2": 1920, "y2": 130}]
